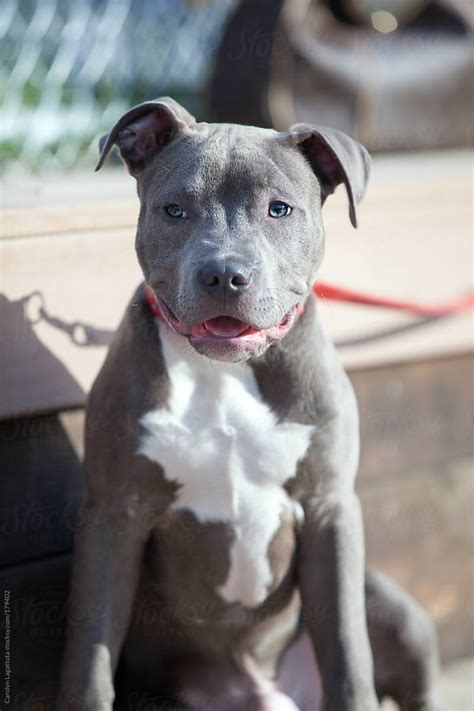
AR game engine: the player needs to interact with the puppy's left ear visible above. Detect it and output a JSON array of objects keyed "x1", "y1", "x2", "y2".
[{"x1": 285, "y1": 124, "x2": 370, "y2": 228}]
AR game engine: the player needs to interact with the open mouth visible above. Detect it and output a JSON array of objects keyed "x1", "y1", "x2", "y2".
[
  {"x1": 191, "y1": 310, "x2": 298, "y2": 340},
  {"x1": 151, "y1": 293, "x2": 300, "y2": 360}
]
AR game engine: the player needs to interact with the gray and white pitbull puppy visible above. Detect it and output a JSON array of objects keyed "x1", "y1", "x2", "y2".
[{"x1": 59, "y1": 98, "x2": 440, "y2": 711}]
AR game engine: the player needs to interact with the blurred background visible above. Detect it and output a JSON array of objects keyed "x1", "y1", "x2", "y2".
[
  {"x1": 0, "y1": 0, "x2": 234, "y2": 173},
  {"x1": 1, "y1": 1, "x2": 473, "y2": 709},
  {"x1": 1, "y1": 0, "x2": 472, "y2": 173}
]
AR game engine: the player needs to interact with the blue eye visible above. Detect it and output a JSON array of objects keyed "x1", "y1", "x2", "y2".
[
  {"x1": 165, "y1": 204, "x2": 185, "y2": 218},
  {"x1": 269, "y1": 201, "x2": 292, "y2": 218}
]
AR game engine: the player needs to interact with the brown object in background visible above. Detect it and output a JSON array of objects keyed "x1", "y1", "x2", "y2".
[
  {"x1": 208, "y1": 0, "x2": 474, "y2": 151},
  {"x1": 352, "y1": 354, "x2": 474, "y2": 663}
]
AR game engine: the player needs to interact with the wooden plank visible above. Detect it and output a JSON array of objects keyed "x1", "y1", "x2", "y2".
[
  {"x1": 1, "y1": 169, "x2": 134, "y2": 210},
  {"x1": 1, "y1": 150, "x2": 471, "y2": 239},
  {"x1": 352, "y1": 354, "x2": 474, "y2": 482},
  {"x1": 1, "y1": 200, "x2": 138, "y2": 240},
  {"x1": 0, "y1": 228, "x2": 141, "y2": 418},
  {"x1": 0, "y1": 356, "x2": 471, "y2": 695},
  {"x1": 55, "y1": 353, "x2": 474, "y2": 486},
  {"x1": 0, "y1": 150, "x2": 472, "y2": 418},
  {"x1": 0, "y1": 554, "x2": 71, "y2": 709},
  {"x1": 1, "y1": 366, "x2": 471, "y2": 666},
  {"x1": 361, "y1": 455, "x2": 474, "y2": 664},
  {"x1": 0, "y1": 541, "x2": 470, "y2": 706},
  {"x1": 318, "y1": 151, "x2": 473, "y2": 369},
  {"x1": 0, "y1": 414, "x2": 83, "y2": 566}
]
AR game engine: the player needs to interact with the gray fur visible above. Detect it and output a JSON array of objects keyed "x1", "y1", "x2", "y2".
[{"x1": 59, "y1": 98, "x2": 440, "y2": 711}]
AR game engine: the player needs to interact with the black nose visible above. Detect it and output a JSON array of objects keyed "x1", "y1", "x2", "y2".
[{"x1": 199, "y1": 259, "x2": 252, "y2": 295}]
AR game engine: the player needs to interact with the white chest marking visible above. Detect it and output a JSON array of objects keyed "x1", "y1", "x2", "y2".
[{"x1": 137, "y1": 324, "x2": 314, "y2": 607}]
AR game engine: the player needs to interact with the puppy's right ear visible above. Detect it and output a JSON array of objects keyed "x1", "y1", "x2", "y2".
[
  {"x1": 283, "y1": 123, "x2": 370, "y2": 228},
  {"x1": 96, "y1": 97, "x2": 196, "y2": 175}
]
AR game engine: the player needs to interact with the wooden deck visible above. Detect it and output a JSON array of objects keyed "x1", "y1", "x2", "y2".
[{"x1": 1, "y1": 149, "x2": 472, "y2": 418}]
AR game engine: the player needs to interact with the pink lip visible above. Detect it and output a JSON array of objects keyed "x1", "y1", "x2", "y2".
[{"x1": 153, "y1": 296, "x2": 300, "y2": 358}]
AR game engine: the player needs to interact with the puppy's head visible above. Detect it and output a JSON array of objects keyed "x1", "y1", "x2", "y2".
[{"x1": 97, "y1": 97, "x2": 370, "y2": 362}]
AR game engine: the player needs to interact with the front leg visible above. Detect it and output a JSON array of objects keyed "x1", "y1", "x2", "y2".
[
  {"x1": 298, "y1": 492, "x2": 378, "y2": 711},
  {"x1": 59, "y1": 498, "x2": 148, "y2": 711}
]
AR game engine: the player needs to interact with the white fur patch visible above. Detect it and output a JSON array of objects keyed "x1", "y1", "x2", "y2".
[{"x1": 137, "y1": 324, "x2": 314, "y2": 607}]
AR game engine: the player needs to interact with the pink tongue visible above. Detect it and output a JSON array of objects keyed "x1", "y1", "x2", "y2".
[{"x1": 204, "y1": 316, "x2": 249, "y2": 337}]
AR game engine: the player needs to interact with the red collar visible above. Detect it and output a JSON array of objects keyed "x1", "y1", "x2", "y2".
[
  {"x1": 146, "y1": 283, "x2": 474, "y2": 320},
  {"x1": 146, "y1": 286, "x2": 165, "y2": 319}
]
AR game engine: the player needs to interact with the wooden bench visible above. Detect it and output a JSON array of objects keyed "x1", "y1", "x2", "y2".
[{"x1": 2, "y1": 150, "x2": 472, "y2": 415}]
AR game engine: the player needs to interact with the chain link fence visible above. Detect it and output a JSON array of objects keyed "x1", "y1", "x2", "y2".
[{"x1": 0, "y1": 0, "x2": 236, "y2": 173}]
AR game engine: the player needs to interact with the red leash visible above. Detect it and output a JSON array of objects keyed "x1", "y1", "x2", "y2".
[
  {"x1": 314, "y1": 282, "x2": 474, "y2": 317},
  {"x1": 147, "y1": 284, "x2": 473, "y2": 319}
]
